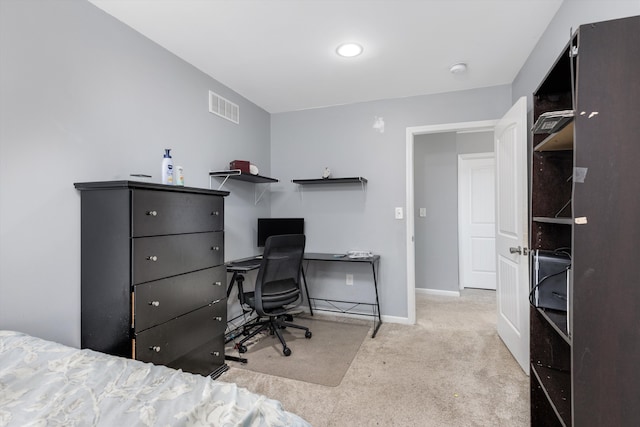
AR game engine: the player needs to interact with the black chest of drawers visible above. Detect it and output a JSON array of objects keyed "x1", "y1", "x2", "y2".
[{"x1": 74, "y1": 180, "x2": 229, "y2": 377}]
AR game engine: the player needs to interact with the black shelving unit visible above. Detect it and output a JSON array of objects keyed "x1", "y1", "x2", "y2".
[{"x1": 529, "y1": 16, "x2": 640, "y2": 426}]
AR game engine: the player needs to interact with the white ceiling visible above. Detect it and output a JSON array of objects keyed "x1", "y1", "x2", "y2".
[{"x1": 89, "y1": 0, "x2": 563, "y2": 114}]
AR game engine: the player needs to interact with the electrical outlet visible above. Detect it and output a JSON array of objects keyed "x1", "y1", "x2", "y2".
[
  {"x1": 395, "y1": 207, "x2": 404, "y2": 219},
  {"x1": 346, "y1": 274, "x2": 354, "y2": 285},
  {"x1": 419, "y1": 208, "x2": 426, "y2": 217}
]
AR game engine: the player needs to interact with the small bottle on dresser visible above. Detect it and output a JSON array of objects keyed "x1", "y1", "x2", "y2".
[{"x1": 161, "y1": 149, "x2": 173, "y2": 185}]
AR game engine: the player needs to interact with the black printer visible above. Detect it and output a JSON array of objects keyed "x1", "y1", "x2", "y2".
[{"x1": 532, "y1": 249, "x2": 571, "y2": 312}]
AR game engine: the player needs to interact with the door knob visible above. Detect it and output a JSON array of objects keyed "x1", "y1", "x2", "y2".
[{"x1": 509, "y1": 246, "x2": 522, "y2": 255}]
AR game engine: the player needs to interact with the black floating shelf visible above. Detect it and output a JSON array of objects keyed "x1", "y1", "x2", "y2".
[
  {"x1": 292, "y1": 177, "x2": 367, "y2": 185},
  {"x1": 209, "y1": 170, "x2": 278, "y2": 184}
]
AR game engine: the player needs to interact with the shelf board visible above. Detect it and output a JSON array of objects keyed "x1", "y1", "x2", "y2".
[
  {"x1": 531, "y1": 364, "x2": 572, "y2": 427},
  {"x1": 537, "y1": 307, "x2": 570, "y2": 344},
  {"x1": 292, "y1": 177, "x2": 367, "y2": 185},
  {"x1": 209, "y1": 170, "x2": 278, "y2": 184},
  {"x1": 535, "y1": 121, "x2": 574, "y2": 152},
  {"x1": 533, "y1": 216, "x2": 573, "y2": 225}
]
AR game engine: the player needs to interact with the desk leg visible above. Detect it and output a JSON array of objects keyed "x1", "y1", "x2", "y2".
[
  {"x1": 371, "y1": 259, "x2": 382, "y2": 338},
  {"x1": 301, "y1": 265, "x2": 314, "y2": 316},
  {"x1": 225, "y1": 355, "x2": 248, "y2": 364},
  {"x1": 225, "y1": 271, "x2": 248, "y2": 363},
  {"x1": 227, "y1": 271, "x2": 238, "y2": 298}
]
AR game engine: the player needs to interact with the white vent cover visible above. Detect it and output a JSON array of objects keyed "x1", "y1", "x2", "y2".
[{"x1": 209, "y1": 91, "x2": 239, "y2": 124}]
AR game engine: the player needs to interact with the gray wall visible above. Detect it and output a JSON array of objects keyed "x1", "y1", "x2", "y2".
[
  {"x1": 414, "y1": 131, "x2": 494, "y2": 293},
  {"x1": 270, "y1": 86, "x2": 511, "y2": 319},
  {"x1": 0, "y1": 0, "x2": 270, "y2": 346},
  {"x1": 513, "y1": 0, "x2": 640, "y2": 107}
]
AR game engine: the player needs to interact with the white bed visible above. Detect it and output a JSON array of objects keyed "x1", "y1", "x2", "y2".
[{"x1": 0, "y1": 330, "x2": 310, "y2": 427}]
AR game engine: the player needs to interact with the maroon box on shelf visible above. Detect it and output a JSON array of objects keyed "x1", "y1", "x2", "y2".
[{"x1": 229, "y1": 160, "x2": 250, "y2": 173}]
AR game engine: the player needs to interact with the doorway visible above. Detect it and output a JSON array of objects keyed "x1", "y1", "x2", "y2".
[
  {"x1": 406, "y1": 98, "x2": 529, "y2": 374},
  {"x1": 405, "y1": 120, "x2": 498, "y2": 325}
]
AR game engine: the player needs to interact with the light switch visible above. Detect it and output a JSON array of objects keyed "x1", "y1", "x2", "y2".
[
  {"x1": 419, "y1": 208, "x2": 426, "y2": 217},
  {"x1": 395, "y1": 207, "x2": 404, "y2": 219}
]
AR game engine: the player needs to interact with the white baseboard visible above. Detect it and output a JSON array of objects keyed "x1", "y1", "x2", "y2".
[
  {"x1": 381, "y1": 314, "x2": 412, "y2": 325},
  {"x1": 415, "y1": 288, "x2": 461, "y2": 297},
  {"x1": 300, "y1": 306, "x2": 412, "y2": 326}
]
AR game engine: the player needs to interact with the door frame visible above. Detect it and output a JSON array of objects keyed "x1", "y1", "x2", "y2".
[
  {"x1": 405, "y1": 120, "x2": 498, "y2": 324},
  {"x1": 458, "y1": 152, "x2": 496, "y2": 291}
]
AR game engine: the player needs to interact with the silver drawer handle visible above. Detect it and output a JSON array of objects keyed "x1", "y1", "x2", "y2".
[
  {"x1": 146, "y1": 256, "x2": 158, "y2": 261},
  {"x1": 214, "y1": 316, "x2": 222, "y2": 322},
  {"x1": 146, "y1": 210, "x2": 158, "y2": 217},
  {"x1": 211, "y1": 246, "x2": 220, "y2": 251},
  {"x1": 150, "y1": 346, "x2": 161, "y2": 353},
  {"x1": 211, "y1": 211, "x2": 220, "y2": 216},
  {"x1": 214, "y1": 281, "x2": 222, "y2": 286},
  {"x1": 211, "y1": 351, "x2": 220, "y2": 357},
  {"x1": 149, "y1": 301, "x2": 160, "y2": 307},
  {"x1": 211, "y1": 299, "x2": 222, "y2": 305}
]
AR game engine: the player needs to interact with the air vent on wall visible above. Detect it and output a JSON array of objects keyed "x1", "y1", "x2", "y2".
[{"x1": 209, "y1": 91, "x2": 239, "y2": 124}]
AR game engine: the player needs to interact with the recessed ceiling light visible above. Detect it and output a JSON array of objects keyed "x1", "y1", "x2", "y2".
[
  {"x1": 449, "y1": 63, "x2": 468, "y2": 74},
  {"x1": 336, "y1": 43, "x2": 363, "y2": 58}
]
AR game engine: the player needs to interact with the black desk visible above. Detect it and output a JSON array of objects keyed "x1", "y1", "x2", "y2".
[
  {"x1": 302, "y1": 253, "x2": 382, "y2": 338},
  {"x1": 225, "y1": 253, "x2": 382, "y2": 339}
]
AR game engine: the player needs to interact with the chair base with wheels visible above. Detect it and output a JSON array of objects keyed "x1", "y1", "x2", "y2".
[{"x1": 235, "y1": 313, "x2": 311, "y2": 356}]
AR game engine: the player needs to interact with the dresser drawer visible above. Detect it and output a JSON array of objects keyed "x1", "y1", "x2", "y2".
[
  {"x1": 134, "y1": 265, "x2": 226, "y2": 332},
  {"x1": 134, "y1": 302, "x2": 226, "y2": 372},
  {"x1": 132, "y1": 231, "x2": 223, "y2": 284},
  {"x1": 132, "y1": 190, "x2": 223, "y2": 237},
  {"x1": 168, "y1": 335, "x2": 226, "y2": 376}
]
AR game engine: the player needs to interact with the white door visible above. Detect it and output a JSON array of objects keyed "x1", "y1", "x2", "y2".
[
  {"x1": 495, "y1": 96, "x2": 529, "y2": 374},
  {"x1": 458, "y1": 154, "x2": 496, "y2": 290}
]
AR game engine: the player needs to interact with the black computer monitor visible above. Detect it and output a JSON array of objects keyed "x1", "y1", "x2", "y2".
[{"x1": 257, "y1": 218, "x2": 304, "y2": 247}]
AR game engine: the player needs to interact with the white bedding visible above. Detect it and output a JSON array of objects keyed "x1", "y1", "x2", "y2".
[{"x1": 0, "y1": 330, "x2": 310, "y2": 427}]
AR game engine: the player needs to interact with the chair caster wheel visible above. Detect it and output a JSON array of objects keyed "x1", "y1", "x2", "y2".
[
  {"x1": 283, "y1": 347, "x2": 292, "y2": 357},
  {"x1": 238, "y1": 345, "x2": 247, "y2": 353},
  {"x1": 305, "y1": 331, "x2": 312, "y2": 339}
]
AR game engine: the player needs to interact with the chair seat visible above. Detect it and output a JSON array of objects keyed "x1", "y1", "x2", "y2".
[{"x1": 244, "y1": 291, "x2": 300, "y2": 311}]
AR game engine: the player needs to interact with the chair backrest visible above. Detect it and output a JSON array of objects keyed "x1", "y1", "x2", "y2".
[{"x1": 253, "y1": 234, "x2": 306, "y2": 317}]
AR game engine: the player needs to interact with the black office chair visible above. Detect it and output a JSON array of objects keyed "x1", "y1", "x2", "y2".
[{"x1": 235, "y1": 234, "x2": 311, "y2": 356}]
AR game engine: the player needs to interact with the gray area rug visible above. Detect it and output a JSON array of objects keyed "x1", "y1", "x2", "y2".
[{"x1": 225, "y1": 315, "x2": 370, "y2": 387}]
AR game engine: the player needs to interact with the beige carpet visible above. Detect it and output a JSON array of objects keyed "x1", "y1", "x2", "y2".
[
  {"x1": 225, "y1": 316, "x2": 370, "y2": 387},
  {"x1": 220, "y1": 289, "x2": 530, "y2": 426}
]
